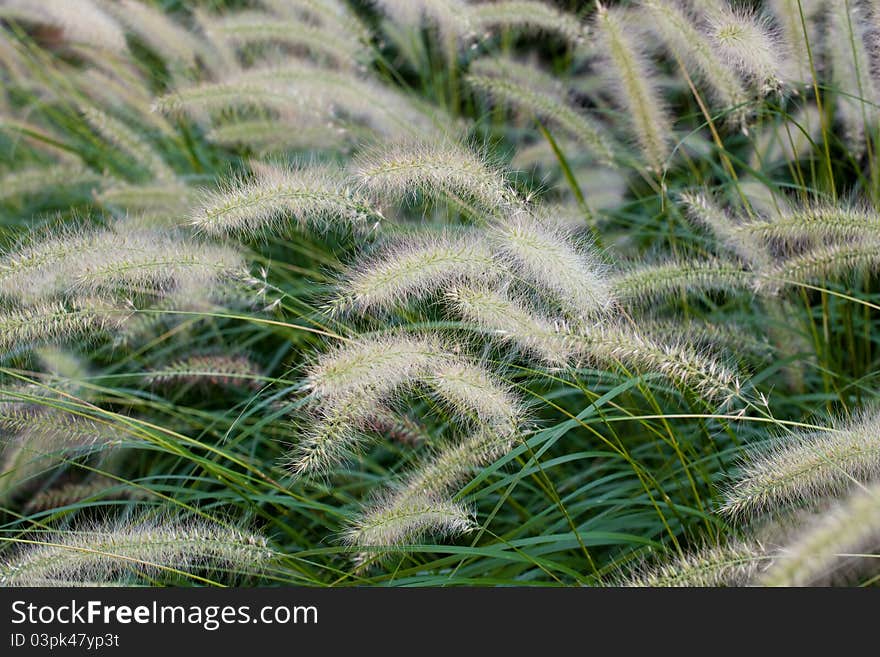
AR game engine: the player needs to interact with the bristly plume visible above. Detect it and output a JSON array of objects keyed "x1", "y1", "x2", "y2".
[
  {"x1": 81, "y1": 107, "x2": 174, "y2": 181},
  {"x1": 593, "y1": 4, "x2": 671, "y2": 172},
  {"x1": 343, "y1": 494, "x2": 475, "y2": 555},
  {"x1": 722, "y1": 410, "x2": 880, "y2": 519},
  {"x1": 610, "y1": 258, "x2": 755, "y2": 307},
  {"x1": 107, "y1": 0, "x2": 200, "y2": 68},
  {"x1": 331, "y1": 233, "x2": 502, "y2": 315},
  {"x1": 490, "y1": 212, "x2": 612, "y2": 320},
  {"x1": 760, "y1": 483, "x2": 880, "y2": 586},
  {"x1": 447, "y1": 285, "x2": 573, "y2": 366},
  {"x1": 826, "y1": 0, "x2": 879, "y2": 155},
  {"x1": 353, "y1": 138, "x2": 517, "y2": 216},
  {"x1": 705, "y1": 4, "x2": 792, "y2": 96},
  {"x1": 466, "y1": 56, "x2": 616, "y2": 166},
  {"x1": 190, "y1": 162, "x2": 380, "y2": 238},
  {"x1": 623, "y1": 540, "x2": 769, "y2": 586},
  {"x1": 0, "y1": 518, "x2": 275, "y2": 586},
  {"x1": 466, "y1": 1, "x2": 586, "y2": 45},
  {"x1": 645, "y1": 0, "x2": 751, "y2": 127}
]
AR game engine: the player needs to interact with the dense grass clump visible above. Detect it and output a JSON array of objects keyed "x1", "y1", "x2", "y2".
[{"x1": 3, "y1": 0, "x2": 880, "y2": 587}]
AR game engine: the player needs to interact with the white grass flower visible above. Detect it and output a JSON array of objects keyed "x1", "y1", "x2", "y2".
[
  {"x1": 467, "y1": 1, "x2": 585, "y2": 45},
  {"x1": 343, "y1": 494, "x2": 474, "y2": 552},
  {"x1": 81, "y1": 107, "x2": 174, "y2": 181},
  {"x1": 190, "y1": 163, "x2": 379, "y2": 238},
  {"x1": 623, "y1": 540, "x2": 768, "y2": 586},
  {"x1": 826, "y1": 0, "x2": 879, "y2": 155},
  {"x1": 331, "y1": 233, "x2": 501, "y2": 315},
  {"x1": 761, "y1": 483, "x2": 880, "y2": 586},
  {"x1": 722, "y1": 410, "x2": 880, "y2": 519},
  {"x1": 0, "y1": 0, "x2": 128, "y2": 55},
  {"x1": 646, "y1": 0, "x2": 752, "y2": 127},
  {"x1": 447, "y1": 285, "x2": 573, "y2": 365},
  {"x1": 0, "y1": 518, "x2": 275, "y2": 586},
  {"x1": 490, "y1": 212, "x2": 612, "y2": 319},
  {"x1": 213, "y1": 11, "x2": 364, "y2": 69},
  {"x1": 466, "y1": 56, "x2": 616, "y2": 166},
  {"x1": 353, "y1": 138, "x2": 516, "y2": 215},
  {"x1": 594, "y1": 4, "x2": 671, "y2": 172},
  {"x1": 610, "y1": 258, "x2": 755, "y2": 307},
  {"x1": 107, "y1": 0, "x2": 200, "y2": 67},
  {"x1": 705, "y1": 5, "x2": 792, "y2": 95}
]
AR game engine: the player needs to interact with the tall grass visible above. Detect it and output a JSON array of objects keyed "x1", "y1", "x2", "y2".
[{"x1": 2, "y1": 0, "x2": 880, "y2": 587}]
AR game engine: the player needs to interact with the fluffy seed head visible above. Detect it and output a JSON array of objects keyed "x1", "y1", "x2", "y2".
[
  {"x1": 761, "y1": 483, "x2": 880, "y2": 586},
  {"x1": 645, "y1": 0, "x2": 751, "y2": 127},
  {"x1": 491, "y1": 212, "x2": 612, "y2": 319},
  {"x1": 343, "y1": 494, "x2": 474, "y2": 551},
  {"x1": 705, "y1": 5, "x2": 791, "y2": 95},
  {"x1": 623, "y1": 540, "x2": 769, "y2": 587},
  {"x1": 353, "y1": 138, "x2": 516, "y2": 216},
  {"x1": 466, "y1": 56, "x2": 616, "y2": 166},
  {"x1": 722, "y1": 410, "x2": 880, "y2": 519},
  {"x1": 331, "y1": 233, "x2": 501, "y2": 315},
  {"x1": 0, "y1": 518, "x2": 274, "y2": 586},
  {"x1": 191, "y1": 163, "x2": 379, "y2": 238},
  {"x1": 594, "y1": 5, "x2": 671, "y2": 172}
]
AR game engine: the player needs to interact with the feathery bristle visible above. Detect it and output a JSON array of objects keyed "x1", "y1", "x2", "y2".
[
  {"x1": 761, "y1": 484, "x2": 880, "y2": 586},
  {"x1": 706, "y1": 5, "x2": 791, "y2": 95},
  {"x1": 722, "y1": 410, "x2": 880, "y2": 519},
  {"x1": 646, "y1": 0, "x2": 751, "y2": 127},
  {"x1": 332, "y1": 233, "x2": 501, "y2": 315},
  {"x1": 353, "y1": 138, "x2": 516, "y2": 215},
  {"x1": 466, "y1": 56, "x2": 616, "y2": 166},
  {"x1": 623, "y1": 540, "x2": 768, "y2": 586},
  {"x1": 594, "y1": 5, "x2": 671, "y2": 172},
  {"x1": 191, "y1": 163, "x2": 379, "y2": 237},
  {"x1": 0, "y1": 518, "x2": 274, "y2": 586}
]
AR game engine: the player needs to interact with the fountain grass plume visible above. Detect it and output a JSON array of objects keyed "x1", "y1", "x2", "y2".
[
  {"x1": 466, "y1": 56, "x2": 616, "y2": 166},
  {"x1": 722, "y1": 409, "x2": 880, "y2": 519},
  {"x1": 108, "y1": 0, "x2": 200, "y2": 67},
  {"x1": 705, "y1": 4, "x2": 792, "y2": 95},
  {"x1": 81, "y1": 107, "x2": 174, "y2": 181},
  {"x1": 330, "y1": 232, "x2": 501, "y2": 315},
  {"x1": 213, "y1": 11, "x2": 364, "y2": 69},
  {"x1": 826, "y1": 0, "x2": 878, "y2": 155},
  {"x1": 0, "y1": 225, "x2": 244, "y2": 304},
  {"x1": 610, "y1": 258, "x2": 756, "y2": 307},
  {"x1": 0, "y1": 0, "x2": 128, "y2": 55},
  {"x1": 490, "y1": 211, "x2": 612, "y2": 319},
  {"x1": 761, "y1": 483, "x2": 880, "y2": 586},
  {"x1": 190, "y1": 162, "x2": 380, "y2": 238},
  {"x1": 571, "y1": 324, "x2": 742, "y2": 403},
  {"x1": 292, "y1": 332, "x2": 525, "y2": 476},
  {"x1": 343, "y1": 494, "x2": 474, "y2": 553},
  {"x1": 623, "y1": 539, "x2": 769, "y2": 586},
  {"x1": 645, "y1": 0, "x2": 752, "y2": 128},
  {"x1": 679, "y1": 191, "x2": 771, "y2": 268},
  {"x1": 594, "y1": 4, "x2": 671, "y2": 172},
  {"x1": 466, "y1": 1, "x2": 585, "y2": 45},
  {"x1": 447, "y1": 285, "x2": 573, "y2": 366},
  {"x1": 0, "y1": 517, "x2": 275, "y2": 586},
  {"x1": 353, "y1": 138, "x2": 517, "y2": 216}
]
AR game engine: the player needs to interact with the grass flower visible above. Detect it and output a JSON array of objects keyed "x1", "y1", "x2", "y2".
[
  {"x1": 331, "y1": 233, "x2": 500, "y2": 314},
  {"x1": 466, "y1": 56, "x2": 616, "y2": 166},
  {"x1": 646, "y1": 0, "x2": 751, "y2": 127},
  {"x1": 761, "y1": 483, "x2": 880, "y2": 586},
  {"x1": 0, "y1": 518, "x2": 275, "y2": 586},
  {"x1": 722, "y1": 410, "x2": 880, "y2": 519},
  {"x1": 594, "y1": 4, "x2": 671, "y2": 172},
  {"x1": 623, "y1": 540, "x2": 768, "y2": 586},
  {"x1": 191, "y1": 163, "x2": 379, "y2": 237}
]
